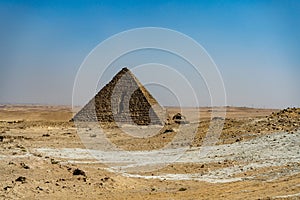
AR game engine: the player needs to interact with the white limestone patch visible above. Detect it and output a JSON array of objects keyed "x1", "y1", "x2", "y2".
[{"x1": 34, "y1": 131, "x2": 300, "y2": 183}]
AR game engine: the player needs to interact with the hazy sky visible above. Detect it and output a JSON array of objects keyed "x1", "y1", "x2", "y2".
[{"x1": 0, "y1": 0, "x2": 299, "y2": 108}]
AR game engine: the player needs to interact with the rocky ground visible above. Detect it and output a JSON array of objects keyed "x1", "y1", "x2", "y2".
[{"x1": 0, "y1": 106, "x2": 299, "y2": 199}]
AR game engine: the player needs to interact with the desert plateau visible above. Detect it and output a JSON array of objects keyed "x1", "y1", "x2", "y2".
[{"x1": 0, "y1": 105, "x2": 299, "y2": 199}]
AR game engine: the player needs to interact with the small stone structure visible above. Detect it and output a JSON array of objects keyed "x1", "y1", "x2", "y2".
[
  {"x1": 172, "y1": 113, "x2": 189, "y2": 124},
  {"x1": 72, "y1": 67, "x2": 165, "y2": 125}
]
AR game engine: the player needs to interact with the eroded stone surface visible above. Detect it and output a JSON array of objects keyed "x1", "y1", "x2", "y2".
[{"x1": 72, "y1": 68, "x2": 165, "y2": 125}]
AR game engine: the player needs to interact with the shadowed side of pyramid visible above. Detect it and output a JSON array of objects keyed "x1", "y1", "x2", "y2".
[{"x1": 72, "y1": 67, "x2": 166, "y2": 125}]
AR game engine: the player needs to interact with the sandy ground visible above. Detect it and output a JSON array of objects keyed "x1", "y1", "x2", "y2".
[{"x1": 0, "y1": 105, "x2": 299, "y2": 199}]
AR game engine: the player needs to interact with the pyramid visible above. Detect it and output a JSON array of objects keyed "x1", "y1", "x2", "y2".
[{"x1": 72, "y1": 67, "x2": 165, "y2": 125}]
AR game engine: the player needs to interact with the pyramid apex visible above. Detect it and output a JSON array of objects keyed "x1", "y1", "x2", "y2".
[{"x1": 121, "y1": 67, "x2": 129, "y2": 72}]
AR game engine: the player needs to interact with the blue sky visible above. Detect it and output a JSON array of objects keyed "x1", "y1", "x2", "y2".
[{"x1": 0, "y1": 0, "x2": 299, "y2": 108}]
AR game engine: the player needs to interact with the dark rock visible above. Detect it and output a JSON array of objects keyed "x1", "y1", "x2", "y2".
[
  {"x1": 73, "y1": 168, "x2": 86, "y2": 176},
  {"x1": 163, "y1": 128, "x2": 173, "y2": 133},
  {"x1": 15, "y1": 176, "x2": 26, "y2": 183},
  {"x1": 20, "y1": 162, "x2": 30, "y2": 169},
  {"x1": 36, "y1": 186, "x2": 43, "y2": 191},
  {"x1": 178, "y1": 187, "x2": 187, "y2": 191},
  {"x1": 100, "y1": 176, "x2": 110, "y2": 182},
  {"x1": 50, "y1": 158, "x2": 59, "y2": 164},
  {"x1": 3, "y1": 186, "x2": 12, "y2": 190}
]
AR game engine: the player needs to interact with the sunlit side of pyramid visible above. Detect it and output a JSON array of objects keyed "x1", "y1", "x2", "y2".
[{"x1": 72, "y1": 67, "x2": 165, "y2": 125}]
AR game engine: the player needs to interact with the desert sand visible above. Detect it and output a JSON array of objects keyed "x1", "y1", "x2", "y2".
[{"x1": 0, "y1": 105, "x2": 299, "y2": 199}]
